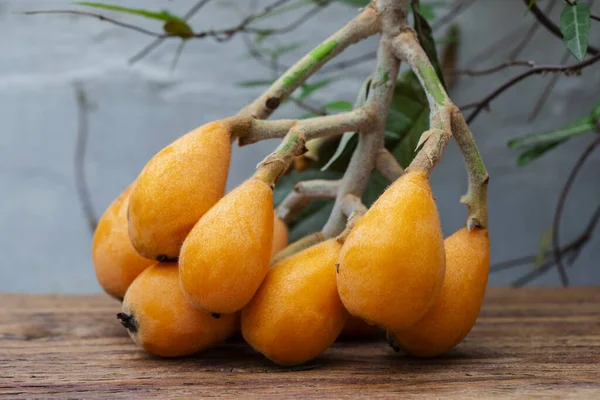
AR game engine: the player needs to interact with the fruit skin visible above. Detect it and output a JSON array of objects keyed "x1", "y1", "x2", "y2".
[
  {"x1": 241, "y1": 239, "x2": 348, "y2": 366},
  {"x1": 337, "y1": 170, "x2": 446, "y2": 332},
  {"x1": 391, "y1": 227, "x2": 490, "y2": 357},
  {"x1": 179, "y1": 178, "x2": 274, "y2": 314},
  {"x1": 119, "y1": 262, "x2": 238, "y2": 358},
  {"x1": 128, "y1": 120, "x2": 232, "y2": 261},
  {"x1": 271, "y1": 215, "x2": 289, "y2": 257},
  {"x1": 92, "y1": 185, "x2": 154, "y2": 300}
]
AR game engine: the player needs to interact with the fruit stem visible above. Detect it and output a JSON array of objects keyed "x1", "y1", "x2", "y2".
[
  {"x1": 253, "y1": 108, "x2": 372, "y2": 186},
  {"x1": 271, "y1": 232, "x2": 325, "y2": 265},
  {"x1": 336, "y1": 194, "x2": 368, "y2": 244},
  {"x1": 392, "y1": 29, "x2": 489, "y2": 229},
  {"x1": 375, "y1": 148, "x2": 404, "y2": 181},
  {"x1": 322, "y1": 36, "x2": 400, "y2": 238},
  {"x1": 276, "y1": 179, "x2": 340, "y2": 223},
  {"x1": 238, "y1": 4, "x2": 380, "y2": 120}
]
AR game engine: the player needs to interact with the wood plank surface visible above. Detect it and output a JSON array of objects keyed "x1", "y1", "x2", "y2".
[{"x1": 1, "y1": 288, "x2": 599, "y2": 399}]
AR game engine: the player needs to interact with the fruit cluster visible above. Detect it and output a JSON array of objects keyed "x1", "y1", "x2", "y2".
[{"x1": 92, "y1": 119, "x2": 490, "y2": 364}]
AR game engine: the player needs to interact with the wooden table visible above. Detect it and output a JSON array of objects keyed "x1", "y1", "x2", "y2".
[{"x1": 1, "y1": 288, "x2": 599, "y2": 399}]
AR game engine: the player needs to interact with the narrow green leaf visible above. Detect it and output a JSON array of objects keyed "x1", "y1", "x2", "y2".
[
  {"x1": 418, "y1": 4, "x2": 436, "y2": 21},
  {"x1": 412, "y1": 3, "x2": 448, "y2": 90},
  {"x1": 74, "y1": 2, "x2": 184, "y2": 22},
  {"x1": 320, "y1": 131, "x2": 357, "y2": 171},
  {"x1": 319, "y1": 77, "x2": 370, "y2": 171},
  {"x1": 336, "y1": 0, "x2": 370, "y2": 7},
  {"x1": 323, "y1": 100, "x2": 353, "y2": 111},
  {"x1": 516, "y1": 141, "x2": 564, "y2": 166},
  {"x1": 508, "y1": 116, "x2": 594, "y2": 148},
  {"x1": 560, "y1": 3, "x2": 591, "y2": 61},
  {"x1": 237, "y1": 79, "x2": 274, "y2": 87},
  {"x1": 391, "y1": 106, "x2": 430, "y2": 167}
]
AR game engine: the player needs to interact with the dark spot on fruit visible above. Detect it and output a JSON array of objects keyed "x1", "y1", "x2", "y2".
[
  {"x1": 335, "y1": 263, "x2": 340, "y2": 274},
  {"x1": 211, "y1": 313, "x2": 221, "y2": 319},
  {"x1": 117, "y1": 312, "x2": 138, "y2": 333}
]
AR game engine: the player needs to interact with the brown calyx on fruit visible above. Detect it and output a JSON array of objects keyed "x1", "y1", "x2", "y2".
[{"x1": 117, "y1": 312, "x2": 138, "y2": 333}]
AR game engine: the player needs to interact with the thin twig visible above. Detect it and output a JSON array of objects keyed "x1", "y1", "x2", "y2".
[
  {"x1": 129, "y1": 0, "x2": 213, "y2": 64},
  {"x1": 454, "y1": 60, "x2": 536, "y2": 77},
  {"x1": 552, "y1": 136, "x2": 600, "y2": 286},
  {"x1": 528, "y1": 50, "x2": 570, "y2": 121},
  {"x1": 466, "y1": 26, "x2": 528, "y2": 67},
  {"x1": 509, "y1": 0, "x2": 557, "y2": 61},
  {"x1": 462, "y1": 52, "x2": 600, "y2": 123},
  {"x1": 523, "y1": 0, "x2": 599, "y2": 55},
  {"x1": 25, "y1": 10, "x2": 163, "y2": 36},
  {"x1": 73, "y1": 83, "x2": 97, "y2": 233}
]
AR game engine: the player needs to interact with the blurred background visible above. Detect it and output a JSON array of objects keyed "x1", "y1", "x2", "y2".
[{"x1": 1, "y1": 0, "x2": 599, "y2": 293}]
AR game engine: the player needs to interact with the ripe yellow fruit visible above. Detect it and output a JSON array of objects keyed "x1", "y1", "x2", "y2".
[
  {"x1": 337, "y1": 170, "x2": 446, "y2": 332},
  {"x1": 118, "y1": 262, "x2": 238, "y2": 358},
  {"x1": 179, "y1": 178, "x2": 274, "y2": 314},
  {"x1": 92, "y1": 185, "x2": 154, "y2": 300},
  {"x1": 241, "y1": 239, "x2": 347, "y2": 365},
  {"x1": 391, "y1": 227, "x2": 490, "y2": 357},
  {"x1": 271, "y1": 215, "x2": 289, "y2": 257},
  {"x1": 128, "y1": 121, "x2": 232, "y2": 261}
]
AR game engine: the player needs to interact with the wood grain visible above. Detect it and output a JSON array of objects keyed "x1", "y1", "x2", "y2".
[{"x1": 1, "y1": 288, "x2": 599, "y2": 399}]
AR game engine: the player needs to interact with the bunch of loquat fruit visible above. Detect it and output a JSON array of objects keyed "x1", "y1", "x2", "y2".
[{"x1": 92, "y1": 118, "x2": 490, "y2": 365}]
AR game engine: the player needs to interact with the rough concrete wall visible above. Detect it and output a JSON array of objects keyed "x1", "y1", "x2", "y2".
[{"x1": 0, "y1": 0, "x2": 598, "y2": 293}]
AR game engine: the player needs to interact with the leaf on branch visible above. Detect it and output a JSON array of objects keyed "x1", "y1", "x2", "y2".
[
  {"x1": 75, "y1": 2, "x2": 194, "y2": 39},
  {"x1": 508, "y1": 115, "x2": 595, "y2": 149},
  {"x1": 387, "y1": 70, "x2": 430, "y2": 167},
  {"x1": 273, "y1": 169, "x2": 343, "y2": 241},
  {"x1": 75, "y1": 2, "x2": 184, "y2": 22},
  {"x1": 236, "y1": 79, "x2": 275, "y2": 87},
  {"x1": 335, "y1": 0, "x2": 371, "y2": 7},
  {"x1": 319, "y1": 77, "x2": 371, "y2": 171},
  {"x1": 323, "y1": 100, "x2": 353, "y2": 111},
  {"x1": 412, "y1": 2, "x2": 448, "y2": 90},
  {"x1": 560, "y1": 3, "x2": 592, "y2": 61},
  {"x1": 509, "y1": 114, "x2": 596, "y2": 166}
]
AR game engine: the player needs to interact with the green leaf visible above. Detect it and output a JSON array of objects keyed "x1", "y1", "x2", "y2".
[
  {"x1": 412, "y1": 2, "x2": 448, "y2": 90},
  {"x1": 418, "y1": 4, "x2": 437, "y2": 21},
  {"x1": 527, "y1": 0, "x2": 538, "y2": 10},
  {"x1": 320, "y1": 131, "x2": 357, "y2": 171},
  {"x1": 362, "y1": 170, "x2": 391, "y2": 207},
  {"x1": 273, "y1": 168, "x2": 343, "y2": 241},
  {"x1": 516, "y1": 141, "x2": 563, "y2": 166},
  {"x1": 74, "y1": 2, "x2": 195, "y2": 38},
  {"x1": 237, "y1": 79, "x2": 274, "y2": 87},
  {"x1": 319, "y1": 77, "x2": 371, "y2": 171},
  {"x1": 391, "y1": 106, "x2": 430, "y2": 167},
  {"x1": 323, "y1": 100, "x2": 353, "y2": 111},
  {"x1": 560, "y1": 3, "x2": 591, "y2": 61},
  {"x1": 508, "y1": 116, "x2": 595, "y2": 149},
  {"x1": 336, "y1": 0, "x2": 370, "y2": 7},
  {"x1": 163, "y1": 20, "x2": 194, "y2": 39},
  {"x1": 74, "y1": 2, "x2": 184, "y2": 22},
  {"x1": 298, "y1": 78, "x2": 335, "y2": 99}
]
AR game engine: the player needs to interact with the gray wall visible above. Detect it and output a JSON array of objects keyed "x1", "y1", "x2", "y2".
[{"x1": 1, "y1": 0, "x2": 599, "y2": 293}]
